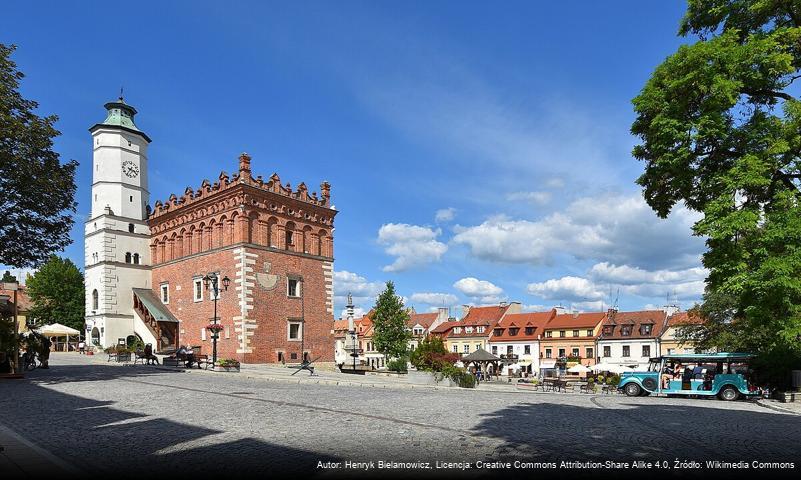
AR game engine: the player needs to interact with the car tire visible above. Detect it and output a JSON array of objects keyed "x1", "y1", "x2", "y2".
[
  {"x1": 624, "y1": 382, "x2": 642, "y2": 397},
  {"x1": 642, "y1": 377, "x2": 657, "y2": 391},
  {"x1": 719, "y1": 385, "x2": 739, "y2": 401}
]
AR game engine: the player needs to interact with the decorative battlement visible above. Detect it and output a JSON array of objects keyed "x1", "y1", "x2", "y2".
[{"x1": 148, "y1": 153, "x2": 332, "y2": 220}]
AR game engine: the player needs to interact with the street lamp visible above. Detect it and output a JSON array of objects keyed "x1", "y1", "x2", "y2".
[{"x1": 203, "y1": 272, "x2": 230, "y2": 365}]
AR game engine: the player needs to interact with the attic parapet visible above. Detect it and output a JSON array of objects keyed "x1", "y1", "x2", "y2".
[{"x1": 147, "y1": 154, "x2": 333, "y2": 219}]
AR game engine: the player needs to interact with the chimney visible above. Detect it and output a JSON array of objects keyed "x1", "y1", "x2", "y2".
[
  {"x1": 553, "y1": 305, "x2": 568, "y2": 315},
  {"x1": 238, "y1": 152, "x2": 252, "y2": 180}
]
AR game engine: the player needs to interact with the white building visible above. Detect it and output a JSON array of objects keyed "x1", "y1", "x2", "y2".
[
  {"x1": 84, "y1": 96, "x2": 155, "y2": 349},
  {"x1": 488, "y1": 310, "x2": 556, "y2": 376},
  {"x1": 596, "y1": 310, "x2": 669, "y2": 370}
]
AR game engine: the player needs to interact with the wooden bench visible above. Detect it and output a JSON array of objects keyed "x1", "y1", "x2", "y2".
[
  {"x1": 133, "y1": 351, "x2": 148, "y2": 365},
  {"x1": 195, "y1": 354, "x2": 213, "y2": 370}
]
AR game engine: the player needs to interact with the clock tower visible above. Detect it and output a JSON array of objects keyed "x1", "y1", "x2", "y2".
[{"x1": 84, "y1": 97, "x2": 154, "y2": 348}]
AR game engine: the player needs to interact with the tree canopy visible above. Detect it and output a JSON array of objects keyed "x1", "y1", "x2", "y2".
[
  {"x1": 632, "y1": 0, "x2": 801, "y2": 380},
  {"x1": 0, "y1": 44, "x2": 77, "y2": 268},
  {"x1": 370, "y1": 281, "x2": 411, "y2": 361},
  {"x1": 26, "y1": 256, "x2": 85, "y2": 332}
]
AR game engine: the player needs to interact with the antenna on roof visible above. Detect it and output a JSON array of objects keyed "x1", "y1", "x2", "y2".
[{"x1": 612, "y1": 289, "x2": 620, "y2": 311}]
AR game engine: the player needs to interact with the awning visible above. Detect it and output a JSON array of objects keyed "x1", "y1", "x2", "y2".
[
  {"x1": 540, "y1": 359, "x2": 557, "y2": 368},
  {"x1": 518, "y1": 360, "x2": 532, "y2": 367},
  {"x1": 133, "y1": 288, "x2": 179, "y2": 323},
  {"x1": 38, "y1": 323, "x2": 80, "y2": 336}
]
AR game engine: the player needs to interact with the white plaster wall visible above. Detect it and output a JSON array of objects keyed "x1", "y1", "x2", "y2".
[{"x1": 598, "y1": 339, "x2": 659, "y2": 368}]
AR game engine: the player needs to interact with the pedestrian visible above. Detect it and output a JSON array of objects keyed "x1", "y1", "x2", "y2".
[{"x1": 78, "y1": 340, "x2": 86, "y2": 354}]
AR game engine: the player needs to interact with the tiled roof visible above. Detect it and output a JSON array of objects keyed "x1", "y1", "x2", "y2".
[
  {"x1": 599, "y1": 310, "x2": 668, "y2": 340},
  {"x1": 489, "y1": 310, "x2": 555, "y2": 342},
  {"x1": 667, "y1": 311, "x2": 704, "y2": 327},
  {"x1": 462, "y1": 304, "x2": 510, "y2": 323},
  {"x1": 545, "y1": 311, "x2": 607, "y2": 329},
  {"x1": 0, "y1": 286, "x2": 32, "y2": 311},
  {"x1": 407, "y1": 312, "x2": 438, "y2": 329}
]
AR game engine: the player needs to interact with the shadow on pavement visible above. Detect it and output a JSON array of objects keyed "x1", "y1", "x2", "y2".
[{"x1": 0, "y1": 362, "x2": 339, "y2": 477}]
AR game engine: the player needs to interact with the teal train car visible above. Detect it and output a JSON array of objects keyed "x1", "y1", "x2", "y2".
[{"x1": 617, "y1": 352, "x2": 761, "y2": 401}]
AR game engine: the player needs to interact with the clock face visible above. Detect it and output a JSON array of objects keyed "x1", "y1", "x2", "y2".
[{"x1": 122, "y1": 160, "x2": 139, "y2": 178}]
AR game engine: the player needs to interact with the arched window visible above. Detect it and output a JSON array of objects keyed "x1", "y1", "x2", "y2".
[
  {"x1": 125, "y1": 252, "x2": 132, "y2": 263},
  {"x1": 133, "y1": 253, "x2": 139, "y2": 265},
  {"x1": 92, "y1": 289, "x2": 99, "y2": 310}
]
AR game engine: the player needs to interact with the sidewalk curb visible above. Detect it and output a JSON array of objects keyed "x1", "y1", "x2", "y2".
[
  {"x1": 756, "y1": 398, "x2": 801, "y2": 416},
  {"x1": 0, "y1": 422, "x2": 81, "y2": 476}
]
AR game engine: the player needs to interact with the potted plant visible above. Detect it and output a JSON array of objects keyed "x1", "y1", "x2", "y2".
[
  {"x1": 214, "y1": 358, "x2": 240, "y2": 372},
  {"x1": 205, "y1": 323, "x2": 224, "y2": 339}
]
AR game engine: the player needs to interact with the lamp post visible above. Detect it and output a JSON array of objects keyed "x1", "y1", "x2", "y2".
[{"x1": 203, "y1": 272, "x2": 230, "y2": 365}]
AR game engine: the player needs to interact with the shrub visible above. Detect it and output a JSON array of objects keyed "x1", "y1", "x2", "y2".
[
  {"x1": 441, "y1": 364, "x2": 476, "y2": 388},
  {"x1": 216, "y1": 358, "x2": 240, "y2": 367},
  {"x1": 387, "y1": 357, "x2": 408, "y2": 373},
  {"x1": 410, "y1": 336, "x2": 459, "y2": 372},
  {"x1": 607, "y1": 374, "x2": 621, "y2": 386}
]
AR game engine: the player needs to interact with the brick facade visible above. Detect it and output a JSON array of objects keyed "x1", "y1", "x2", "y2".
[{"x1": 147, "y1": 153, "x2": 336, "y2": 364}]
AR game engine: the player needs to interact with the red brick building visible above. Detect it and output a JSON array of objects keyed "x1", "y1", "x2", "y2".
[{"x1": 145, "y1": 153, "x2": 337, "y2": 364}]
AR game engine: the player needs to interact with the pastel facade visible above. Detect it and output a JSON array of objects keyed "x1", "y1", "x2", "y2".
[
  {"x1": 539, "y1": 311, "x2": 606, "y2": 375},
  {"x1": 660, "y1": 311, "x2": 702, "y2": 355},
  {"x1": 431, "y1": 303, "x2": 520, "y2": 355},
  {"x1": 597, "y1": 310, "x2": 669, "y2": 370},
  {"x1": 488, "y1": 310, "x2": 556, "y2": 375}
]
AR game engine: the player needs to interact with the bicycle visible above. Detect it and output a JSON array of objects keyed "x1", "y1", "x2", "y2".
[{"x1": 22, "y1": 351, "x2": 38, "y2": 371}]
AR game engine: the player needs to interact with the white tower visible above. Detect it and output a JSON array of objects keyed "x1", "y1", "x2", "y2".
[{"x1": 84, "y1": 96, "x2": 153, "y2": 348}]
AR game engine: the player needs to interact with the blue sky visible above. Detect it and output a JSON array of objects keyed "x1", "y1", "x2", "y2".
[{"x1": 2, "y1": 1, "x2": 706, "y2": 317}]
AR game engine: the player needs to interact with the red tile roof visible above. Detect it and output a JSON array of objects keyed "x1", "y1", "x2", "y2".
[
  {"x1": 0, "y1": 286, "x2": 32, "y2": 311},
  {"x1": 489, "y1": 310, "x2": 555, "y2": 342},
  {"x1": 407, "y1": 312, "x2": 438, "y2": 329},
  {"x1": 462, "y1": 304, "x2": 511, "y2": 324},
  {"x1": 667, "y1": 311, "x2": 704, "y2": 326},
  {"x1": 545, "y1": 311, "x2": 607, "y2": 330},
  {"x1": 599, "y1": 310, "x2": 668, "y2": 340}
]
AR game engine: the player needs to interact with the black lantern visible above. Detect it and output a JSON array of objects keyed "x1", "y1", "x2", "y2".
[{"x1": 202, "y1": 272, "x2": 229, "y2": 365}]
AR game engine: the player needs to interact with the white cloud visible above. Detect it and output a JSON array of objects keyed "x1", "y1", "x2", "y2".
[
  {"x1": 506, "y1": 191, "x2": 551, "y2": 205},
  {"x1": 410, "y1": 292, "x2": 459, "y2": 306},
  {"x1": 333, "y1": 270, "x2": 384, "y2": 308},
  {"x1": 452, "y1": 193, "x2": 704, "y2": 271},
  {"x1": 435, "y1": 207, "x2": 456, "y2": 223},
  {"x1": 378, "y1": 223, "x2": 448, "y2": 272},
  {"x1": 453, "y1": 277, "x2": 505, "y2": 303},
  {"x1": 588, "y1": 262, "x2": 707, "y2": 285},
  {"x1": 526, "y1": 276, "x2": 605, "y2": 302},
  {"x1": 546, "y1": 178, "x2": 565, "y2": 189},
  {"x1": 521, "y1": 304, "x2": 549, "y2": 312},
  {"x1": 338, "y1": 306, "x2": 367, "y2": 320}
]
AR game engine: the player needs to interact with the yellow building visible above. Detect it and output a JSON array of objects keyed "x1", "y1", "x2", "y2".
[
  {"x1": 431, "y1": 303, "x2": 519, "y2": 355},
  {"x1": 660, "y1": 311, "x2": 702, "y2": 355}
]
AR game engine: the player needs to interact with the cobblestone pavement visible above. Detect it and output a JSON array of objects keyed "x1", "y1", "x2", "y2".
[{"x1": 1, "y1": 353, "x2": 799, "y2": 478}]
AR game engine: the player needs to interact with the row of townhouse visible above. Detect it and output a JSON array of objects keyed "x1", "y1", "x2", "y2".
[
  {"x1": 333, "y1": 301, "x2": 701, "y2": 375},
  {"x1": 332, "y1": 307, "x2": 451, "y2": 369}
]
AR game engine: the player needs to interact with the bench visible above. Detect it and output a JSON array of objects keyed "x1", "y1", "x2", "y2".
[
  {"x1": 196, "y1": 354, "x2": 213, "y2": 370},
  {"x1": 133, "y1": 351, "x2": 148, "y2": 365}
]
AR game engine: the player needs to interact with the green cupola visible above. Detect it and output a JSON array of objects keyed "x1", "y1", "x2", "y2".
[{"x1": 89, "y1": 94, "x2": 151, "y2": 142}]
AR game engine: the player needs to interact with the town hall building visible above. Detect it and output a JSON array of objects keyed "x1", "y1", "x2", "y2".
[{"x1": 84, "y1": 97, "x2": 336, "y2": 364}]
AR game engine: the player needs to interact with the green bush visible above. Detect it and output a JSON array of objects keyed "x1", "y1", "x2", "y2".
[
  {"x1": 387, "y1": 357, "x2": 408, "y2": 373},
  {"x1": 410, "y1": 336, "x2": 460, "y2": 372},
  {"x1": 441, "y1": 364, "x2": 476, "y2": 388},
  {"x1": 607, "y1": 374, "x2": 621, "y2": 386}
]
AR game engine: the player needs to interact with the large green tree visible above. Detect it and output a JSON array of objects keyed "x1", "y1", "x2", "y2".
[
  {"x1": 26, "y1": 256, "x2": 85, "y2": 331},
  {"x1": 632, "y1": 0, "x2": 801, "y2": 382},
  {"x1": 371, "y1": 281, "x2": 411, "y2": 362},
  {"x1": 0, "y1": 44, "x2": 78, "y2": 268}
]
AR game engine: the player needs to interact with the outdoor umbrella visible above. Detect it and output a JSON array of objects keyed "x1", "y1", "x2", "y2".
[
  {"x1": 37, "y1": 323, "x2": 80, "y2": 352},
  {"x1": 591, "y1": 362, "x2": 620, "y2": 373},
  {"x1": 567, "y1": 364, "x2": 591, "y2": 374}
]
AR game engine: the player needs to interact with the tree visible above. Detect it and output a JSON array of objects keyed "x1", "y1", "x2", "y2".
[
  {"x1": 26, "y1": 256, "x2": 84, "y2": 332},
  {"x1": 370, "y1": 281, "x2": 411, "y2": 362},
  {"x1": 631, "y1": 1, "x2": 801, "y2": 384},
  {"x1": 1, "y1": 271, "x2": 16, "y2": 283},
  {"x1": 0, "y1": 44, "x2": 78, "y2": 268}
]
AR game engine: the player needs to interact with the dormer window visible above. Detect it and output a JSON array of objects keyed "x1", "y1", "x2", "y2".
[
  {"x1": 602, "y1": 326, "x2": 613, "y2": 335},
  {"x1": 640, "y1": 324, "x2": 653, "y2": 336},
  {"x1": 621, "y1": 325, "x2": 632, "y2": 336},
  {"x1": 509, "y1": 328, "x2": 519, "y2": 336},
  {"x1": 493, "y1": 328, "x2": 503, "y2": 336},
  {"x1": 465, "y1": 326, "x2": 473, "y2": 333},
  {"x1": 545, "y1": 331, "x2": 553, "y2": 338},
  {"x1": 453, "y1": 327, "x2": 462, "y2": 334},
  {"x1": 476, "y1": 326, "x2": 485, "y2": 333},
  {"x1": 525, "y1": 327, "x2": 534, "y2": 335}
]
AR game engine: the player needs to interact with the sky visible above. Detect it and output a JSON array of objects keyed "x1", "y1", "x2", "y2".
[{"x1": 2, "y1": 1, "x2": 705, "y2": 318}]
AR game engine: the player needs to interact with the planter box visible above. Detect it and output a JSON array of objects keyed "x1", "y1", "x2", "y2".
[
  {"x1": 213, "y1": 365, "x2": 240, "y2": 373},
  {"x1": 407, "y1": 370, "x2": 454, "y2": 387},
  {"x1": 776, "y1": 391, "x2": 801, "y2": 403}
]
